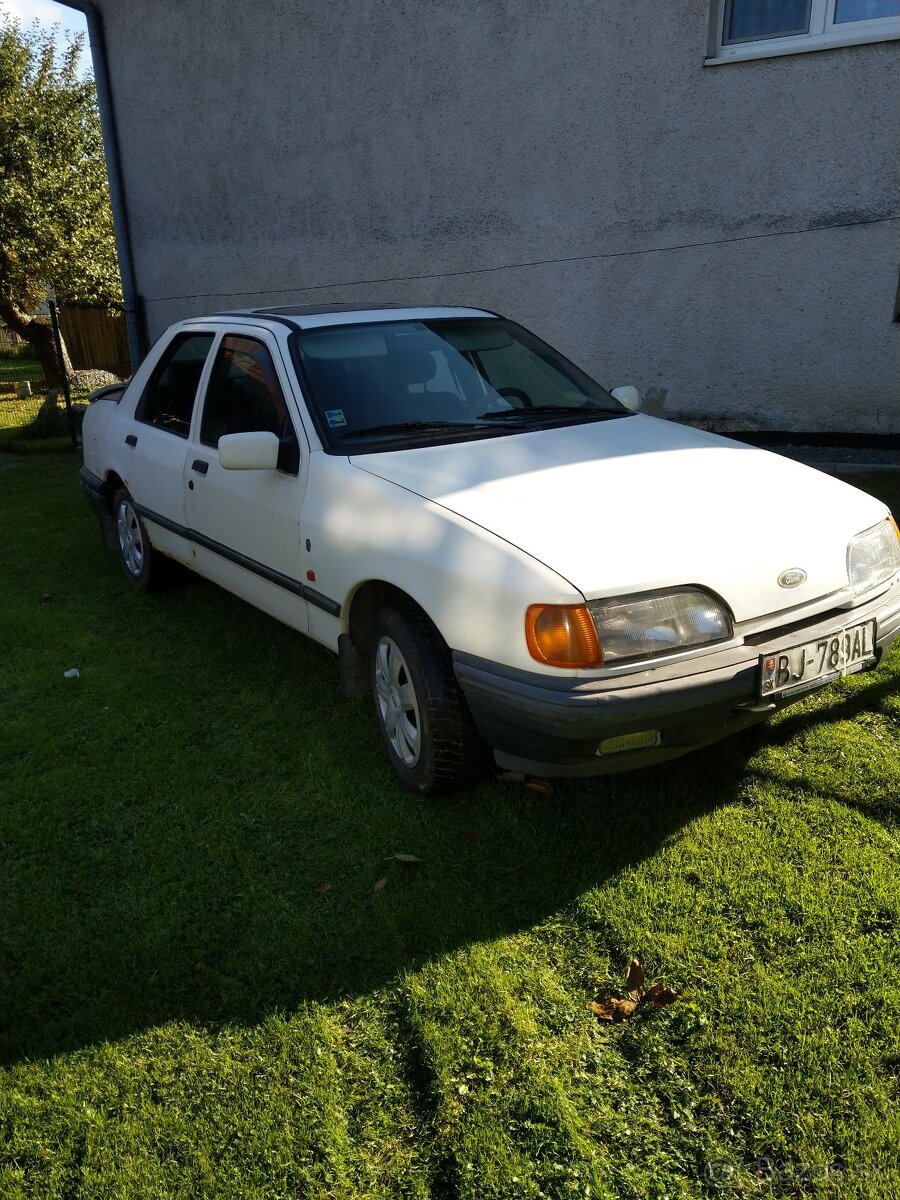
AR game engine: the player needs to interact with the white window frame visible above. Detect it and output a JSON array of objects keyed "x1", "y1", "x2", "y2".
[{"x1": 705, "y1": 0, "x2": 900, "y2": 64}]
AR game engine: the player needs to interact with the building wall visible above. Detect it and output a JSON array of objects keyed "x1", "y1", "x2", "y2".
[{"x1": 96, "y1": 0, "x2": 900, "y2": 431}]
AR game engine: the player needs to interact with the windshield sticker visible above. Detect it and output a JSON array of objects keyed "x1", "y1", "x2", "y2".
[{"x1": 325, "y1": 409, "x2": 347, "y2": 428}]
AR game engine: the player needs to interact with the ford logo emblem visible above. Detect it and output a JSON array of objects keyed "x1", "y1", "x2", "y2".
[{"x1": 778, "y1": 568, "x2": 807, "y2": 589}]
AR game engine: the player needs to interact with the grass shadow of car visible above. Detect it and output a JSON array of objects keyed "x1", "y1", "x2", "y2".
[
  {"x1": 3, "y1": 556, "x2": 849, "y2": 1066},
  {"x1": 5, "y1": 435, "x2": 898, "y2": 1068},
  {"x1": 736, "y1": 669, "x2": 899, "y2": 826}
]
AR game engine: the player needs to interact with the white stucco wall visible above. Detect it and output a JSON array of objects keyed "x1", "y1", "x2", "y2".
[{"x1": 95, "y1": 0, "x2": 900, "y2": 432}]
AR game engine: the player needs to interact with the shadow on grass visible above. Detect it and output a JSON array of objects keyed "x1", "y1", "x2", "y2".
[
  {"x1": 745, "y1": 675, "x2": 898, "y2": 750},
  {"x1": 1, "y1": 575, "x2": 766, "y2": 1064},
  {"x1": 738, "y1": 672, "x2": 900, "y2": 826},
  {"x1": 2, "y1": 474, "x2": 897, "y2": 1065}
]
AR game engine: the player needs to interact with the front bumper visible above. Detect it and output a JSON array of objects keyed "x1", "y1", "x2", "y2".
[{"x1": 453, "y1": 582, "x2": 900, "y2": 777}]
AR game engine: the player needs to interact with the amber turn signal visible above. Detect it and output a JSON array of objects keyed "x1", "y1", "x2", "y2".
[{"x1": 525, "y1": 604, "x2": 602, "y2": 668}]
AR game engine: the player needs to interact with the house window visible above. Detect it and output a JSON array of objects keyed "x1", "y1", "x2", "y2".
[
  {"x1": 707, "y1": 0, "x2": 900, "y2": 62},
  {"x1": 724, "y1": 1, "x2": 812, "y2": 43}
]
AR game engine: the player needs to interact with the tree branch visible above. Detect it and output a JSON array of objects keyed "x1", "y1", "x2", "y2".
[{"x1": 0, "y1": 300, "x2": 35, "y2": 339}]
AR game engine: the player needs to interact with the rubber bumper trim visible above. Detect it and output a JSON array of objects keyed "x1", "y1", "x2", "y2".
[{"x1": 452, "y1": 580, "x2": 900, "y2": 775}]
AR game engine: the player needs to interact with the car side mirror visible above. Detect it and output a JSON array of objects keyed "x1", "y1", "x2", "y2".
[
  {"x1": 218, "y1": 431, "x2": 280, "y2": 470},
  {"x1": 610, "y1": 385, "x2": 642, "y2": 412}
]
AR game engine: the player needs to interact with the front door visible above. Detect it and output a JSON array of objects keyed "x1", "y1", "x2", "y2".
[{"x1": 183, "y1": 331, "x2": 310, "y2": 634}]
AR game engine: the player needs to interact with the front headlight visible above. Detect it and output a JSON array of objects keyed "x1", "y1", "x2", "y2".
[
  {"x1": 586, "y1": 587, "x2": 733, "y2": 664},
  {"x1": 847, "y1": 517, "x2": 900, "y2": 598}
]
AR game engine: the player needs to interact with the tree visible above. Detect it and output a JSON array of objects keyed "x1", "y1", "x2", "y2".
[{"x1": 0, "y1": 11, "x2": 122, "y2": 387}]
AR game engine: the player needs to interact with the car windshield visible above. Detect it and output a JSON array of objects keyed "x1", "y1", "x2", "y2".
[{"x1": 289, "y1": 317, "x2": 631, "y2": 452}]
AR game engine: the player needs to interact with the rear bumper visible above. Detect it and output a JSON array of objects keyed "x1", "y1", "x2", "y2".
[{"x1": 453, "y1": 582, "x2": 900, "y2": 776}]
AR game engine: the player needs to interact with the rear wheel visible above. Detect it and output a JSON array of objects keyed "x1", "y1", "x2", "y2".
[
  {"x1": 371, "y1": 605, "x2": 486, "y2": 794},
  {"x1": 113, "y1": 487, "x2": 162, "y2": 590}
]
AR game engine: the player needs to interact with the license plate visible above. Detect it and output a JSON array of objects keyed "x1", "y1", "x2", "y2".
[{"x1": 759, "y1": 619, "x2": 876, "y2": 700}]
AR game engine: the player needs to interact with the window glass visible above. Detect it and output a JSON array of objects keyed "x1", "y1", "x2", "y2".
[
  {"x1": 137, "y1": 333, "x2": 214, "y2": 437},
  {"x1": 291, "y1": 318, "x2": 627, "y2": 451},
  {"x1": 471, "y1": 338, "x2": 587, "y2": 408},
  {"x1": 201, "y1": 336, "x2": 291, "y2": 447},
  {"x1": 725, "y1": 0, "x2": 810, "y2": 41},
  {"x1": 833, "y1": 0, "x2": 899, "y2": 20},
  {"x1": 713, "y1": 0, "x2": 900, "y2": 57}
]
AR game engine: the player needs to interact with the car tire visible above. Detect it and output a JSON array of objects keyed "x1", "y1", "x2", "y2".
[
  {"x1": 371, "y1": 604, "x2": 486, "y2": 794},
  {"x1": 112, "y1": 487, "x2": 162, "y2": 590}
]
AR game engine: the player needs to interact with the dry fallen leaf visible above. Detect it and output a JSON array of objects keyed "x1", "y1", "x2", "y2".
[
  {"x1": 525, "y1": 778, "x2": 554, "y2": 796},
  {"x1": 464, "y1": 829, "x2": 486, "y2": 843},
  {"x1": 588, "y1": 997, "x2": 639, "y2": 1022},
  {"x1": 646, "y1": 982, "x2": 679, "y2": 1008},
  {"x1": 496, "y1": 770, "x2": 554, "y2": 795},
  {"x1": 388, "y1": 853, "x2": 424, "y2": 863},
  {"x1": 373, "y1": 876, "x2": 388, "y2": 892},
  {"x1": 625, "y1": 958, "x2": 646, "y2": 1001},
  {"x1": 313, "y1": 882, "x2": 332, "y2": 895},
  {"x1": 588, "y1": 959, "x2": 679, "y2": 1023}
]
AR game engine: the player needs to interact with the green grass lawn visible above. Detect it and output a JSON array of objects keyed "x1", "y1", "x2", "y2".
[
  {"x1": 0, "y1": 349, "x2": 42, "y2": 384},
  {"x1": 2, "y1": 454, "x2": 899, "y2": 1199},
  {"x1": 0, "y1": 395, "x2": 45, "y2": 430},
  {"x1": 0, "y1": 390, "x2": 85, "y2": 454}
]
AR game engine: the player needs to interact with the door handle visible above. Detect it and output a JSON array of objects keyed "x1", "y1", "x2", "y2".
[
  {"x1": 191, "y1": 459, "x2": 209, "y2": 475},
  {"x1": 125, "y1": 434, "x2": 138, "y2": 447}
]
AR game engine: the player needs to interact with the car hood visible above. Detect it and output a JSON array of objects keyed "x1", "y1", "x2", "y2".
[{"x1": 351, "y1": 415, "x2": 887, "y2": 623}]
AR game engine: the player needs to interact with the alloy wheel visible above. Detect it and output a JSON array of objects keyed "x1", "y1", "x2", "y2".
[
  {"x1": 117, "y1": 498, "x2": 144, "y2": 578},
  {"x1": 374, "y1": 635, "x2": 421, "y2": 767}
]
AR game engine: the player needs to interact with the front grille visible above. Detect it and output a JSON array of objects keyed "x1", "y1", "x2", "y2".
[{"x1": 742, "y1": 606, "x2": 847, "y2": 647}]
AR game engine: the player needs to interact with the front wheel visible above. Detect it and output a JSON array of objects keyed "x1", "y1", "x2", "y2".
[{"x1": 371, "y1": 605, "x2": 486, "y2": 794}]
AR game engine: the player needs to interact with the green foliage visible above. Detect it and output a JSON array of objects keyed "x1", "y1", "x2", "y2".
[{"x1": 0, "y1": 11, "x2": 121, "y2": 313}]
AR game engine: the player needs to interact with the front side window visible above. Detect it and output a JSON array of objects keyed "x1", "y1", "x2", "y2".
[
  {"x1": 710, "y1": 0, "x2": 900, "y2": 60},
  {"x1": 290, "y1": 318, "x2": 630, "y2": 454},
  {"x1": 201, "y1": 335, "x2": 292, "y2": 446},
  {"x1": 136, "y1": 332, "x2": 214, "y2": 437}
]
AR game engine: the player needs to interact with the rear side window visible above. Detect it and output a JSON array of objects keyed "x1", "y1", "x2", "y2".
[{"x1": 137, "y1": 333, "x2": 214, "y2": 437}]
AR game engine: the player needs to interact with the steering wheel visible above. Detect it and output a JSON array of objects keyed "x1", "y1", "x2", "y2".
[{"x1": 497, "y1": 386, "x2": 533, "y2": 409}]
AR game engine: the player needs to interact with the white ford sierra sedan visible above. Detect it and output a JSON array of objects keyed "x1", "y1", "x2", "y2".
[{"x1": 80, "y1": 304, "x2": 900, "y2": 792}]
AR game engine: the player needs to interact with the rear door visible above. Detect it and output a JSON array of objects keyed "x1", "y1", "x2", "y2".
[
  {"x1": 182, "y1": 329, "x2": 311, "y2": 633},
  {"x1": 120, "y1": 330, "x2": 216, "y2": 562}
]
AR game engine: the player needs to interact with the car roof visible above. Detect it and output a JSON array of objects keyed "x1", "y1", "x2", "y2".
[{"x1": 206, "y1": 304, "x2": 498, "y2": 330}]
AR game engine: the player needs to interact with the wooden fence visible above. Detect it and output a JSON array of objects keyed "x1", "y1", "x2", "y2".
[{"x1": 58, "y1": 306, "x2": 131, "y2": 378}]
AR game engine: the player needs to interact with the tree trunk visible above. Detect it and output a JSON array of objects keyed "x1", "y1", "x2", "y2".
[{"x1": 0, "y1": 302, "x2": 73, "y2": 389}]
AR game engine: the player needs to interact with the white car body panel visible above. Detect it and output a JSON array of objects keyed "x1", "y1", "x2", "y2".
[
  {"x1": 301, "y1": 452, "x2": 583, "y2": 667},
  {"x1": 354, "y1": 416, "x2": 888, "y2": 624}
]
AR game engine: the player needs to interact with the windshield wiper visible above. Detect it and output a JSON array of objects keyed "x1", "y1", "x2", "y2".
[
  {"x1": 477, "y1": 405, "x2": 623, "y2": 422},
  {"x1": 337, "y1": 419, "x2": 491, "y2": 440}
]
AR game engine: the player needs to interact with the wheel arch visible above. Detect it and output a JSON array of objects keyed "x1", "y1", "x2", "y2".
[
  {"x1": 90, "y1": 469, "x2": 125, "y2": 550},
  {"x1": 338, "y1": 579, "x2": 444, "y2": 697},
  {"x1": 103, "y1": 470, "x2": 125, "y2": 510}
]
